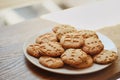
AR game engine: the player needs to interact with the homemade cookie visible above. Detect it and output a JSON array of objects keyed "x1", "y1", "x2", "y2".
[
  {"x1": 52, "y1": 24, "x2": 76, "y2": 33},
  {"x1": 93, "y1": 50, "x2": 118, "y2": 64},
  {"x1": 53, "y1": 24, "x2": 77, "y2": 40},
  {"x1": 82, "y1": 37, "x2": 104, "y2": 55},
  {"x1": 39, "y1": 56, "x2": 64, "y2": 68},
  {"x1": 78, "y1": 30, "x2": 98, "y2": 39},
  {"x1": 61, "y1": 49, "x2": 88, "y2": 66},
  {"x1": 60, "y1": 32, "x2": 84, "y2": 49},
  {"x1": 27, "y1": 43, "x2": 41, "y2": 58},
  {"x1": 39, "y1": 42, "x2": 64, "y2": 57},
  {"x1": 73, "y1": 55, "x2": 93, "y2": 68},
  {"x1": 36, "y1": 32, "x2": 57, "y2": 44}
]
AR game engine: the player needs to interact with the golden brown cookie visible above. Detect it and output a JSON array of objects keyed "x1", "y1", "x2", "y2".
[
  {"x1": 36, "y1": 32, "x2": 57, "y2": 44},
  {"x1": 39, "y1": 42, "x2": 64, "y2": 57},
  {"x1": 52, "y1": 24, "x2": 76, "y2": 33},
  {"x1": 60, "y1": 32, "x2": 84, "y2": 49},
  {"x1": 61, "y1": 49, "x2": 88, "y2": 66},
  {"x1": 39, "y1": 56, "x2": 64, "y2": 68},
  {"x1": 27, "y1": 43, "x2": 41, "y2": 58},
  {"x1": 78, "y1": 30, "x2": 98, "y2": 39},
  {"x1": 82, "y1": 37, "x2": 104, "y2": 55},
  {"x1": 53, "y1": 24, "x2": 77, "y2": 40},
  {"x1": 73, "y1": 55, "x2": 93, "y2": 69},
  {"x1": 93, "y1": 50, "x2": 118, "y2": 64}
]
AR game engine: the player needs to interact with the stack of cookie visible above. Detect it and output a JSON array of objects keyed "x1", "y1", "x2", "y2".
[{"x1": 27, "y1": 24, "x2": 118, "y2": 69}]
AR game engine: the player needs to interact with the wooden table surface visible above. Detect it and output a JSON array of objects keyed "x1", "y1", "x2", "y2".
[{"x1": 0, "y1": 19, "x2": 120, "y2": 80}]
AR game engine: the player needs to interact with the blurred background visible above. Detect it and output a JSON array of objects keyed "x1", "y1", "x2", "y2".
[{"x1": 0, "y1": 0, "x2": 103, "y2": 27}]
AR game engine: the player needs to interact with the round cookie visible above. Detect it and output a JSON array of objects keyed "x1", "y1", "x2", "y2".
[
  {"x1": 53, "y1": 24, "x2": 77, "y2": 40},
  {"x1": 82, "y1": 37, "x2": 104, "y2": 55},
  {"x1": 39, "y1": 42, "x2": 64, "y2": 57},
  {"x1": 78, "y1": 30, "x2": 98, "y2": 39},
  {"x1": 61, "y1": 49, "x2": 88, "y2": 66},
  {"x1": 93, "y1": 50, "x2": 118, "y2": 64},
  {"x1": 36, "y1": 32, "x2": 57, "y2": 44},
  {"x1": 52, "y1": 24, "x2": 76, "y2": 33},
  {"x1": 39, "y1": 56, "x2": 64, "y2": 68},
  {"x1": 60, "y1": 32, "x2": 84, "y2": 49},
  {"x1": 73, "y1": 55, "x2": 93, "y2": 69},
  {"x1": 27, "y1": 43, "x2": 41, "y2": 58}
]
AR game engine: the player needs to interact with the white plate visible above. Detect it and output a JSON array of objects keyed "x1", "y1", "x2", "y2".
[{"x1": 23, "y1": 30, "x2": 117, "y2": 75}]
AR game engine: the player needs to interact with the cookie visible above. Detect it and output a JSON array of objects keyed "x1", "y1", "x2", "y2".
[
  {"x1": 60, "y1": 32, "x2": 84, "y2": 49},
  {"x1": 82, "y1": 37, "x2": 104, "y2": 55},
  {"x1": 39, "y1": 42, "x2": 64, "y2": 57},
  {"x1": 78, "y1": 30, "x2": 98, "y2": 39},
  {"x1": 53, "y1": 24, "x2": 77, "y2": 40},
  {"x1": 39, "y1": 56, "x2": 64, "y2": 68},
  {"x1": 27, "y1": 43, "x2": 41, "y2": 58},
  {"x1": 61, "y1": 49, "x2": 88, "y2": 66},
  {"x1": 52, "y1": 24, "x2": 76, "y2": 33},
  {"x1": 36, "y1": 32, "x2": 57, "y2": 44},
  {"x1": 73, "y1": 55, "x2": 93, "y2": 68},
  {"x1": 93, "y1": 50, "x2": 118, "y2": 64}
]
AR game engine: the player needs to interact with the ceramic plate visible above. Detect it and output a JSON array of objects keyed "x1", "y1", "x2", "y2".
[{"x1": 23, "y1": 29, "x2": 117, "y2": 75}]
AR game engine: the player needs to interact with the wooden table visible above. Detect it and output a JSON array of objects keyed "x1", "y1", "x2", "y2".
[{"x1": 0, "y1": 18, "x2": 120, "y2": 80}]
